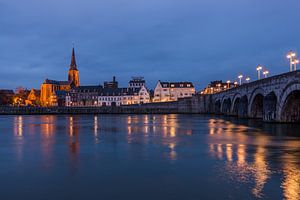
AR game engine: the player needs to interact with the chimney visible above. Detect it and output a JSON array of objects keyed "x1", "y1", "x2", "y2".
[{"x1": 113, "y1": 76, "x2": 116, "y2": 82}]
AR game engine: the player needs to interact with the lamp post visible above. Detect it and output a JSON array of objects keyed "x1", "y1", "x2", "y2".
[
  {"x1": 246, "y1": 77, "x2": 250, "y2": 83},
  {"x1": 263, "y1": 70, "x2": 269, "y2": 78},
  {"x1": 256, "y1": 65, "x2": 262, "y2": 80},
  {"x1": 292, "y1": 59, "x2": 299, "y2": 71},
  {"x1": 238, "y1": 75, "x2": 243, "y2": 85},
  {"x1": 234, "y1": 81, "x2": 238, "y2": 87},
  {"x1": 217, "y1": 83, "x2": 221, "y2": 92},
  {"x1": 226, "y1": 80, "x2": 231, "y2": 89},
  {"x1": 287, "y1": 51, "x2": 296, "y2": 72}
]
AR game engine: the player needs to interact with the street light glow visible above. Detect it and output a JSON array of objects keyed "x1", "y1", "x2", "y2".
[
  {"x1": 256, "y1": 65, "x2": 263, "y2": 80},
  {"x1": 287, "y1": 51, "x2": 297, "y2": 72},
  {"x1": 238, "y1": 75, "x2": 243, "y2": 85},
  {"x1": 246, "y1": 77, "x2": 250, "y2": 83},
  {"x1": 263, "y1": 70, "x2": 269, "y2": 78}
]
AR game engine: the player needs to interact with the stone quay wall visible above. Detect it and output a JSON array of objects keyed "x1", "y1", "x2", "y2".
[{"x1": 0, "y1": 95, "x2": 212, "y2": 115}]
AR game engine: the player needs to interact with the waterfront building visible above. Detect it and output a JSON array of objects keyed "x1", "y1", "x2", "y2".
[
  {"x1": 153, "y1": 81, "x2": 195, "y2": 102},
  {"x1": 0, "y1": 90, "x2": 14, "y2": 105},
  {"x1": 129, "y1": 77, "x2": 146, "y2": 89},
  {"x1": 104, "y1": 76, "x2": 118, "y2": 89},
  {"x1": 40, "y1": 48, "x2": 80, "y2": 106},
  {"x1": 65, "y1": 77, "x2": 150, "y2": 107},
  {"x1": 66, "y1": 85, "x2": 103, "y2": 106},
  {"x1": 25, "y1": 89, "x2": 41, "y2": 106},
  {"x1": 201, "y1": 80, "x2": 234, "y2": 94}
]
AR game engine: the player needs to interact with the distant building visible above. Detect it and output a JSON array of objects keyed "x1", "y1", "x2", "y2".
[
  {"x1": 104, "y1": 76, "x2": 118, "y2": 89},
  {"x1": 0, "y1": 90, "x2": 14, "y2": 105},
  {"x1": 129, "y1": 77, "x2": 145, "y2": 89},
  {"x1": 65, "y1": 77, "x2": 150, "y2": 107},
  {"x1": 25, "y1": 89, "x2": 41, "y2": 106},
  {"x1": 153, "y1": 81, "x2": 195, "y2": 102},
  {"x1": 66, "y1": 85, "x2": 103, "y2": 107},
  {"x1": 40, "y1": 48, "x2": 80, "y2": 106},
  {"x1": 201, "y1": 80, "x2": 235, "y2": 94}
]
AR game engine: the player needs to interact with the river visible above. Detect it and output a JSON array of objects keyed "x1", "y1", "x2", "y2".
[{"x1": 0, "y1": 114, "x2": 299, "y2": 199}]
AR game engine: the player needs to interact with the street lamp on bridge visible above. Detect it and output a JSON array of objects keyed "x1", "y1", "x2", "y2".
[
  {"x1": 292, "y1": 59, "x2": 299, "y2": 71},
  {"x1": 263, "y1": 70, "x2": 269, "y2": 78},
  {"x1": 256, "y1": 65, "x2": 262, "y2": 80},
  {"x1": 226, "y1": 80, "x2": 231, "y2": 89},
  {"x1": 246, "y1": 77, "x2": 251, "y2": 83},
  {"x1": 287, "y1": 51, "x2": 296, "y2": 72},
  {"x1": 238, "y1": 75, "x2": 243, "y2": 85}
]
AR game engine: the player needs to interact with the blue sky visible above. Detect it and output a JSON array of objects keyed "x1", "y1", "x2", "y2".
[{"x1": 1, "y1": 0, "x2": 300, "y2": 90}]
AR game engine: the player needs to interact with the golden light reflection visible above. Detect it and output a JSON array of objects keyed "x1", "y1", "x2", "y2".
[
  {"x1": 94, "y1": 115, "x2": 98, "y2": 135},
  {"x1": 237, "y1": 144, "x2": 246, "y2": 166},
  {"x1": 281, "y1": 156, "x2": 300, "y2": 200},
  {"x1": 68, "y1": 116, "x2": 79, "y2": 155},
  {"x1": 217, "y1": 144, "x2": 223, "y2": 160},
  {"x1": 169, "y1": 142, "x2": 177, "y2": 160},
  {"x1": 69, "y1": 116, "x2": 73, "y2": 136},
  {"x1": 14, "y1": 116, "x2": 23, "y2": 137},
  {"x1": 252, "y1": 146, "x2": 270, "y2": 198},
  {"x1": 226, "y1": 144, "x2": 233, "y2": 162}
]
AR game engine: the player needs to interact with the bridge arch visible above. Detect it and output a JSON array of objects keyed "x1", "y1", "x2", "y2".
[
  {"x1": 263, "y1": 92, "x2": 277, "y2": 121},
  {"x1": 221, "y1": 97, "x2": 232, "y2": 115},
  {"x1": 231, "y1": 93, "x2": 243, "y2": 116},
  {"x1": 249, "y1": 88, "x2": 265, "y2": 118},
  {"x1": 279, "y1": 82, "x2": 300, "y2": 122},
  {"x1": 240, "y1": 95, "x2": 249, "y2": 117},
  {"x1": 214, "y1": 99, "x2": 221, "y2": 114}
]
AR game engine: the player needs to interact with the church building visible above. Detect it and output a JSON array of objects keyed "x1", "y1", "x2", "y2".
[{"x1": 40, "y1": 48, "x2": 80, "y2": 106}]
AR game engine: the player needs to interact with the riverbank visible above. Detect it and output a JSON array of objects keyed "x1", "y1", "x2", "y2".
[{"x1": 0, "y1": 96, "x2": 211, "y2": 115}]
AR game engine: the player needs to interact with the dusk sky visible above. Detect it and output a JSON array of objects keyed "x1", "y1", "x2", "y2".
[{"x1": 1, "y1": 0, "x2": 300, "y2": 90}]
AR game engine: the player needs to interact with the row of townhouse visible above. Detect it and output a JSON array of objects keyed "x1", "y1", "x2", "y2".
[
  {"x1": 50, "y1": 77, "x2": 196, "y2": 107},
  {"x1": 65, "y1": 85, "x2": 150, "y2": 107},
  {"x1": 64, "y1": 77, "x2": 151, "y2": 107}
]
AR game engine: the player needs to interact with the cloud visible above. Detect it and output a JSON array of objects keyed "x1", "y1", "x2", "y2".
[{"x1": 0, "y1": 0, "x2": 299, "y2": 90}]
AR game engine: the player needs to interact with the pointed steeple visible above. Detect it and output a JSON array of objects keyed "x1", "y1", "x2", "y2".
[{"x1": 70, "y1": 47, "x2": 77, "y2": 70}]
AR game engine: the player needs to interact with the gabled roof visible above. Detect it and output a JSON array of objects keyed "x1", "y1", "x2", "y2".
[
  {"x1": 159, "y1": 81, "x2": 194, "y2": 88},
  {"x1": 44, "y1": 79, "x2": 72, "y2": 85},
  {"x1": 0, "y1": 90, "x2": 15, "y2": 95},
  {"x1": 72, "y1": 85, "x2": 103, "y2": 92}
]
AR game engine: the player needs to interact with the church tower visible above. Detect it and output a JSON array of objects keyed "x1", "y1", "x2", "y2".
[{"x1": 68, "y1": 47, "x2": 80, "y2": 87}]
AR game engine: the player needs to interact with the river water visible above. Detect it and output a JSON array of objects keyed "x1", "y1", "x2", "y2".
[{"x1": 0, "y1": 114, "x2": 300, "y2": 200}]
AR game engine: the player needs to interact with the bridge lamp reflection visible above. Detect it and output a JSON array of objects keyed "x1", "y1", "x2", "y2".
[
  {"x1": 238, "y1": 75, "x2": 243, "y2": 85},
  {"x1": 287, "y1": 51, "x2": 296, "y2": 72},
  {"x1": 256, "y1": 65, "x2": 262, "y2": 80},
  {"x1": 263, "y1": 70, "x2": 269, "y2": 78}
]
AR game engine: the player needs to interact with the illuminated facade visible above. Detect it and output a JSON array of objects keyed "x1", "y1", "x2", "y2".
[
  {"x1": 66, "y1": 77, "x2": 150, "y2": 107},
  {"x1": 25, "y1": 89, "x2": 40, "y2": 106},
  {"x1": 153, "y1": 81, "x2": 195, "y2": 102},
  {"x1": 40, "y1": 48, "x2": 80, "y2": 106},
  {"x1": 201, "y1": 80, "x2": 234, "y2": 94}
]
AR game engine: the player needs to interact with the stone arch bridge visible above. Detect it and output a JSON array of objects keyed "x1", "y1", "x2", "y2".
[{"x1": 212, "y1": 71, "x2": 300, "y2": 123}]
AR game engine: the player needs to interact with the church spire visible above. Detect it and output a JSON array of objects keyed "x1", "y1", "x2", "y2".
[{"x1": 70, "y1": 47, "x2": 77, "y2": 70}]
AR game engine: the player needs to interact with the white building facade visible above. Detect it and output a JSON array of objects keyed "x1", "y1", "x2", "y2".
[{"x1": 153, "y1": 81, "x2": 196, "y2": 102}]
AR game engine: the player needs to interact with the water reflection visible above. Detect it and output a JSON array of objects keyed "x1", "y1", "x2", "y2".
[
  {"x1": 14, "y1": 116, "x2": 23, "y2": 137},
  {"x1": 208, "y1": 118, "x2": 300, "y2": 199},
  {"x1": 4, "y1": 115, "x2": 300, "y2": 199},
  {"x1": 281, "y1": 154, "x2": 300, "y2": 200},
  {"x1": 68, "y1": 116, "x2": 79, "y2": 155}
]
